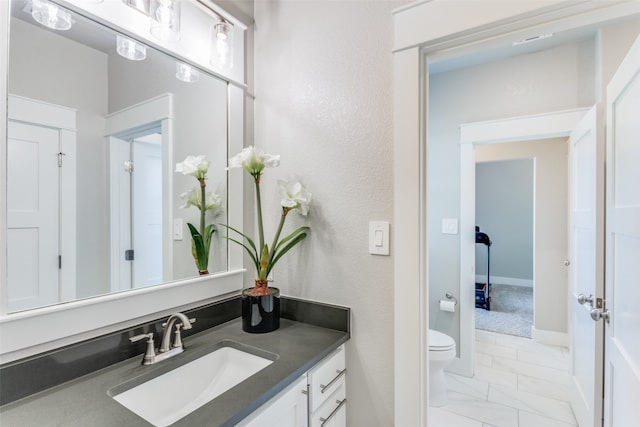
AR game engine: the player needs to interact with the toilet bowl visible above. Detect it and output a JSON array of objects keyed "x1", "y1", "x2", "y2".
[{"x1": 428, "y1": 329, "x2": 456, "y2": 407}]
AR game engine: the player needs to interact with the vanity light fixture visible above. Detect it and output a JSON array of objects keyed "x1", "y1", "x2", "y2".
[
  {"x1": 150, "y1": 0, "x2": 182, "y2": 42},
  {"x1": 209, "y1": 19, "x2": 233, "y2": 70},
  {"x1": 116, "y1": 35, "x2": 147, "y2": 61},
  {"x1": 31, "y1": 0, "x2": 73, "y2": 31},
  {"x1": 176, "y1": 62, "x2": 199, "y2": 83}
]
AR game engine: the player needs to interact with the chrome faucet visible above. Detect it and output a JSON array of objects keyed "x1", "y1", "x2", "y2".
[
  {"x1": 129, "y1": 312, "x2": 195, "y2": 365},
  {"x1": 159, "y1": 312, "x2": 194, "y2": 353}
]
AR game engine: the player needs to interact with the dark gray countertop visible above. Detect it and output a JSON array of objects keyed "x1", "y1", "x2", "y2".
[{"x1": 0, "y1": 318, "x2": 349, "y2": 426}]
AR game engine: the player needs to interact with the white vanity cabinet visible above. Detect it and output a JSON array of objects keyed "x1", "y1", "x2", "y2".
[
  {"x1": 236, "y1": 375, "x2": 309, "y2": 427},
  {"x1": 235, "y1": 344, "x2": 347, "y2": 427}
]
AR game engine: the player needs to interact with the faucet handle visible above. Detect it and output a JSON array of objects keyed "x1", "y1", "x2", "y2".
[
  {"x1": 172, "y1": 324, "x2": 184, "y2": 349},
  {"x1": 161, "y1": 318, "x2": 196, "y2": 328},
  {"x1": 129, "y1": 333, "x2": 153, "y2": 343},
  {"x1": 129, "y1": 333, "x2": 156, "y2": 365}
]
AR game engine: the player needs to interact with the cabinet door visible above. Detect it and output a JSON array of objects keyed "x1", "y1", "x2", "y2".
[{"x1": 236, "y1": 375, "x2": 308, "y2": 427}]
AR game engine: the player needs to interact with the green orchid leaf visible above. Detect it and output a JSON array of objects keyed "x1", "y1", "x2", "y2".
[
  {"x1": 272, "y1": 226, "x2": 310, "y2": 262},
  {"x1": 220, "y1": 224, "x2": 258, "y2": 255},
  {"x1": 203, "y1": 224, "x2": 216, "y2": 254},
  {"x1": 266, "y1": 232, "x2": 307, "y2": 276},
  {"x1": 273, "y1": 226, "x2": 310, "y2": 252},
  {"x1": 187, "y1": 223, "x2": 209, "y2": 269},
  {"x1": 225, "y1": 236, "x2": 260, "y2": 273}
]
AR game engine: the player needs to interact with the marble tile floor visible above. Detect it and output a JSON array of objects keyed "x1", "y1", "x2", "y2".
[{"x1": 429, "y1": 330, "x2": 577, "y2": 427}]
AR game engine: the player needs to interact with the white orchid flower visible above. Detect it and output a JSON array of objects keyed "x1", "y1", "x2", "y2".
[
  {"x1": 279, "y1": 180, "x2": 312, "y2": 216},
  {"x1": 179, "y1": 188, "x2": 223, "y2": 216},
  {"x1": 228, "y1": 146, "x2": 280, "y2": 178},
  {"x1": 204, "y1": 192, "x2": 224, "y2": 219},
  {"x1": 176, "y1": 155, "x2": 209, "y2": 180}
]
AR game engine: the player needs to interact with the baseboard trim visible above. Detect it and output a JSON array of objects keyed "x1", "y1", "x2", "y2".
[
  {"x1": 531, "y1": 327, "x2": 568, "y2": 347},
  {"x1": 475, "y1": 275, "x2": 533, "y2": 288}
]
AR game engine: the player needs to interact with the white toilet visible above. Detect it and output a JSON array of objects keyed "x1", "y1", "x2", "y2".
[{"x1": 428, "y1": 329, "x2": 456, "y2": 407}]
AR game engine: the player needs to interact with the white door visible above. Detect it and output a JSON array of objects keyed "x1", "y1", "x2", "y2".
[
  {"x1": 131, "y1": 137, "x2": 163, "y2": 288},
  {"x1": 568, "y1": 106, "x2": 604, "y2": 427},
  {"x1": 603, "y1": 34, "x2": 640, "y2": 427},
  {"x1": 7, "y1": 121, "x2": 60, "y2": 311}
]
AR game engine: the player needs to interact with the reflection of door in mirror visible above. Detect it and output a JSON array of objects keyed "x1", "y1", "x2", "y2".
[
  {"x1": 110, "y1": 129, "x2": 164, "y2": 291},
  {"x1": 7, "y1": 96, "x2": 77, "y2": 312},
  {"x1": 107, "y1": 94, "x2": 173, "y2": 294}
]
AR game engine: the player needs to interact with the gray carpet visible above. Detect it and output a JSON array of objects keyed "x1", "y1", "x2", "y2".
[{"x1": 475, "y1": 284, "x2": 533, "y2": 338}]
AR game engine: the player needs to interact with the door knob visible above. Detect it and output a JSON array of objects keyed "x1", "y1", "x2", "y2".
[
  {"x1": 564, "y1": 259, "x2": 570, "y2": 266},
  {"x1": 577, "y1": 294, "x2": 594, "y2": 306},
  {"x1": 590, "y1": 308, "x2": 610, "y2": 323}
]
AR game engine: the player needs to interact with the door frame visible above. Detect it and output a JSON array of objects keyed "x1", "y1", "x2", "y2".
[
  {"x1": 392, "y1": 2, "x2": 640, "y2": 425},
  {"x1": 454, "y1": 108, "x2": 589, "y2": 376}
]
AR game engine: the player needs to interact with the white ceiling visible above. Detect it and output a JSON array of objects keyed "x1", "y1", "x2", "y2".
[{"x1": 427, "y1": 14, "x2": 638, "y2": 74}]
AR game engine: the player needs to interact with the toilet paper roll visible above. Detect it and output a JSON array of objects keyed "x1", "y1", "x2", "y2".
[{"x1": 439, "y1": 300, "x2": 456, "y2": 312}]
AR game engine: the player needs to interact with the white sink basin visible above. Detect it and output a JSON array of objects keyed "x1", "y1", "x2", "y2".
[{"x1": 111, "y1": 344, "x2": 274, "y2": 426}]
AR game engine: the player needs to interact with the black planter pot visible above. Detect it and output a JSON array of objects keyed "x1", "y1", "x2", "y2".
[{"x1": 241, "y1": 287, "x2": 280, "y2": 333}]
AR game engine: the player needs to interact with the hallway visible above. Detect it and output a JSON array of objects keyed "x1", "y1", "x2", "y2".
[{"x1": 430, "y1": 330, "x2": 577, "y2": 426}]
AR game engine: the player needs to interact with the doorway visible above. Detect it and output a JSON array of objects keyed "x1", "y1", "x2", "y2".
[
  {"x1": 110, "y1": 128, "x2": 164, "y2": 290},
  {"x1": 392, "y1": 3, "x2": 640, "y2": 426},
  {"x1": 474, "y1": 157, "x2": 534, "y2": 339},
  {"x1": 105, "y1": 93, "x2": 173, "y2": 293}
]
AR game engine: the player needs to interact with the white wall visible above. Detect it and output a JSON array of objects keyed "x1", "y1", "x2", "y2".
[
  {"x1": 475, "y1": 158, "x2": 534, "y2": 284},
  {"x1": 253, "y1": 1, "x2": 403, "y2": 424},
  {"x1": 428, "y1": 39, "x2": 595, "y2": 343}
]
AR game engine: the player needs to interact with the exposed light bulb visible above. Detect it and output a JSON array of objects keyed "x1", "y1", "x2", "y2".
[
  {"x1": 150, "y1": 0, "x2": 181, "y2": 42},
  {"x1": 155, "y1": 5, "x2": 172, "y2": 24},
  {"x1": 215, "y1": 22, "x2": 229, "y2": 40},
  {"x1": 210, "y1": 20, "x2": 233, "y2": 70}
]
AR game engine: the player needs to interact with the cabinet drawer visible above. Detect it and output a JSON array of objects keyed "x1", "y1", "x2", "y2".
[
  {"x1": 308, "y1": 344, "x2": 346, "y2": 411},
  {"x1": 310, "y1": 377, "x2": 346, "y2": 427}
]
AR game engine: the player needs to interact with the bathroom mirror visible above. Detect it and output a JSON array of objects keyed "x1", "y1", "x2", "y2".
[{"x1": 5, "y1": 1, "x2": 229, "y2": 313}]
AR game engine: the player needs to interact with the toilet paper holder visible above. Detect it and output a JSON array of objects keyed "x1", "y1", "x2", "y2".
[{"x1": 443, "y1": 292, "x2": 457, "y2": 305}]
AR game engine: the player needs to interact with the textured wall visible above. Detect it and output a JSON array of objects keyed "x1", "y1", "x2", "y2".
[{"x1": 253, "y1": 1, "x2": 401, "y2": 424}]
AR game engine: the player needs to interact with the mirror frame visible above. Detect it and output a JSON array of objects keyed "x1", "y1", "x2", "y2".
[{"x1": 0, "y1": 0, "x2": 247, "y2": 362}]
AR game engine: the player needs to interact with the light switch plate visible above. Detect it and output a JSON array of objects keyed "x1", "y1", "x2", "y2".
[
  {"x1": 173, "y1": 218, "x2": 183, "y2": 240},
  {"x1": 369, "y1": 221, "x2": 390, "y2": 255},
  {"x1": 442, "y1": 218, "x2": 458, "y2": 235}
]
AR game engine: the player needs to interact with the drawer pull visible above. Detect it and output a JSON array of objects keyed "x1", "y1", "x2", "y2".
[
  {"x1": 319, "y1": 398, "x2": 347, "y2": 427},
  {"x1": 320, "y1": 368, "x2": 347, "y2": 394}
]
